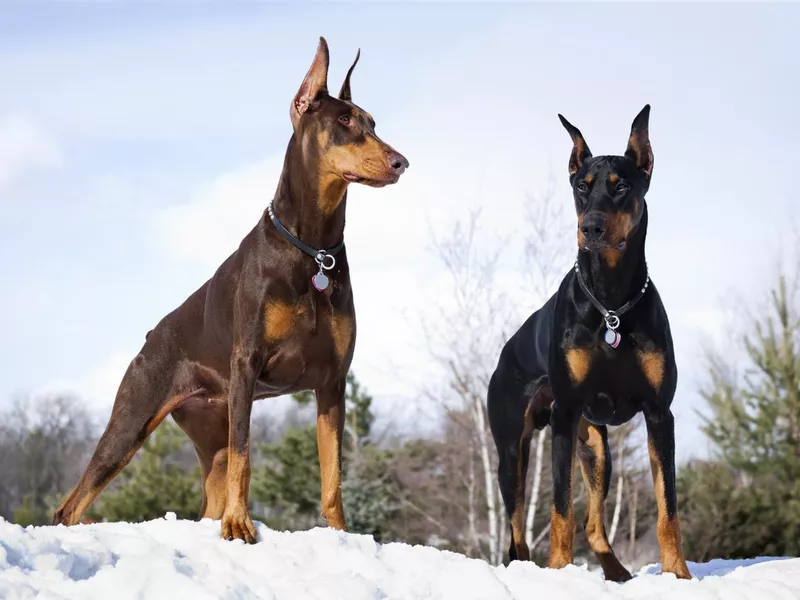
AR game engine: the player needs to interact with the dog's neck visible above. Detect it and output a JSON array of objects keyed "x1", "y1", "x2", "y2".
[
  {"x1": 270, "y1": 135, "x2": 348, "y2": 251},
  {"x1": 576, "y1": 204, "x2": 649, "y2": 310}
]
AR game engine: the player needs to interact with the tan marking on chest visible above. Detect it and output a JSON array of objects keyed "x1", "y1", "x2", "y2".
[
  {"x1": 637, "y1": 349, "x2": 665, "y2": 392},
  {"x1": 330, "y1": 314, "x2": 354, "y2": 360},
  {"x1": 264, "y1": 302, "x2": 305, "y2": 340},
  {"x1": 565, "y1": 348, "x2": 592, "y2": 384}
]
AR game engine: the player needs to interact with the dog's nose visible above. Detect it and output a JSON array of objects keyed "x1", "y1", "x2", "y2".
[
  {"x1": 389, "y1": 151, "x2": 409, "y2": 174},
  {"x1": 580, "y1": 213, "x2": 607, "y2": 241}
]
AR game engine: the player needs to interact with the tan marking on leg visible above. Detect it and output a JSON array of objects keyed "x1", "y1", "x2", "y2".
[
  {"x1": 548, "y1": 504, "x2": 576, "y2": 569},
  {"x1": 317, "y1": 402, "x2": 346, "y2": 530},
  {"x1": 221, "y1": 448, "x2": 257, "y2": 543},
  {"x1": 565, "y1": 348, "x2": 591, "y2": 384},
  {"x1": 203, "y1": 448, "x2": 228, "y2": 520},
  {"x1": 330, "y1": 314, "x2": 354, "y2": 361},
  {"x1": 263, "y1": 302, "x2": 303, "y2": 341},
  {"x1": 578, "y1": 419, "x2": 632, "y2": 581},
  {"x1": 648, "y1": 441, "x2": 691, "y2": 579},
  {"x1": 637, "y1": 350, "x2": 666, "y2": 392}
]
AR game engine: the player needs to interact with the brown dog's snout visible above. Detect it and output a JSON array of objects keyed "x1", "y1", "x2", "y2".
[
  {"x1": 388, "y1": 150, "x2": 409, "y2": 175},
  {"x1": 580, "y1": 213, "x2": 607, "y2": 242}
]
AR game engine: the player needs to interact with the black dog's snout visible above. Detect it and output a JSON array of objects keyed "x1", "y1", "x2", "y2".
[
  {"x1": 580, "y1": 213, "x2": 607, "y2": 241},
  {"x1": 389, "y1": 151, "x2": 409, "y2": 173}
]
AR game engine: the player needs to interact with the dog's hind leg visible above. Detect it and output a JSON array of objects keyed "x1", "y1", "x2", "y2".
[
  {"x1": 489, "y1": 374, "x2": 551, "y2": 562},
  {"x1": 576, "y1": 418, "x2": 632, "y2": 582},
  {"x1": 172, "y1": 398, "x2": 229, "y2": 520},
  {"x1": 53, "y1": 334, "x2": 183, "y2": 526}
]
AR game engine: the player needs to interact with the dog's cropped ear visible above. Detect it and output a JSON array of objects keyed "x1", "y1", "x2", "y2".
[
  {"x1": 338, "y1": 49, "x2": 360, "y2": 102},
  {"x1": 558, "y1": 114, "x2": 592, "y2": 180},
  {"x1": 291, "y1": 37, "x2": 330, "y2": 128},
  {"x1": 625, "y1": 104, "x2": 653, "y2": 178}
]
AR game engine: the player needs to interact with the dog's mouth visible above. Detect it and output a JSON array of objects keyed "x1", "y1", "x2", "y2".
[
  {"x1": 343, "y1": 172, "x2": 400, "y2": 187},
  {"x1": 581, "y1": 239, "x2": 627, "y2": 252}
]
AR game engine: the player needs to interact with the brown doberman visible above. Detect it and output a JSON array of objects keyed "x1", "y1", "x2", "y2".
[{"x1": 53, "y1": 37, "x2": 408, "y2": 542}]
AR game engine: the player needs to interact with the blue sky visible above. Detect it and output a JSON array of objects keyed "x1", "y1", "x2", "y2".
[{"x1": 1, "y1": 2, "x2": 798, "y2": 463}]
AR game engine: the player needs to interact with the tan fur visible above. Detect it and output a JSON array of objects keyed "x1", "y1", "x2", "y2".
[
  {"x1": 317, "y1": 404, "x2": 346, "y2": 530},
  {"x1": 264, "y1": 301, "x2": 303, "y2": 341},
  {"x1": 565, "y1": 348, "x2": 592, "y2": 384},
  {"x1": 202, "y1": 449, "x2": 228, "y2": 520},
  {"x1": 330, "y1": 314, "x2": 354, "y2": 361},
  {"x1": 601, "y1": 211, "x2": 635, "y2": 268},
  {"x1": 548, "y1": 505, "x2": 576, "y2": 569},
  {"x1": 648, "y1": 441, "x2": 691, "y2": 578},
  {"x1": 608, "y1": 173, "x2": 619, "y2": 184},
  {"x1": 577, "y1": 418, "x2": 631, "y2": 581},
  {"x1": 638, "y1": 350, "x2": 666, "y2": 392},
  {"x1": 221, "y1": 448, "x2": 257, "y2": 542}
]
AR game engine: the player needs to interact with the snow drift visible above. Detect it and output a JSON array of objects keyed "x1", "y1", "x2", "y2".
[{"x1": 1, "y1": 514, "x2": 798, "y2": 600}]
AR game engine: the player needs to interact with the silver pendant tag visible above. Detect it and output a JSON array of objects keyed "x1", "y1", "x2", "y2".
[
  {"x1": 604, "y1": 328, "x2": 621, "y2": 348},
  {"x1": 312, "y1": 271, "x2": 329, "y2": 291}
]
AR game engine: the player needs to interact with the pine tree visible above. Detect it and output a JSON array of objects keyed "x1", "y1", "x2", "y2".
[
  {"x1": 91, "y1": 421, "x2": 201, "y2": 522},
  {"x1": 681, "y1": 274, "x2": 800, "y2": 559},
  {"x1": 251, "y1": 425, "x2": 322, "y2": 530},
  {"x1": 251, "y1": 372, "x2": 398, "y2": 538}
]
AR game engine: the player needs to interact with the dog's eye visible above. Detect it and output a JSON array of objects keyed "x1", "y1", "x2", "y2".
[
  {"x1": 338, "y1": 115, "x2": 351, "y2": 127},
  {"x1": 576, "y1": 182, "x2": 589, "y2": 194},
  {"x1": 615, "y1": 183, "x2": 630, "y2": 195}
]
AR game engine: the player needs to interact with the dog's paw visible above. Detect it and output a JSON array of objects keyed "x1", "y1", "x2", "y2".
[{"x1": 220, "y1": 508, "x2": 258, "y2": 544}]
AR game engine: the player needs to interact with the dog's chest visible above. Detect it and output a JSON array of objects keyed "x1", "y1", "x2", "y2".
[
  {"x1": 563, "y1": 325, "x2": 663, "y2": 425},
  {"x1": 256, "y1": 293, "x2": 355, "y2": 393}
]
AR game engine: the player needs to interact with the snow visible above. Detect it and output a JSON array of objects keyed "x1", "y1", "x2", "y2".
[{"x1": 1, "y1": 515, "x2": 798, "y2": 600}]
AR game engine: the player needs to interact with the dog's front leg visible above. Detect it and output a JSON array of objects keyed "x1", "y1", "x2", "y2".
[
  {"x1": 316, "y1": 378, "x2": 347, "y2": 531},
  {"x1": 547, "y1": 403, "x2": 580, "y2": 570},
  {"x1": 644, "y1": 407, "x2": 691, "y2": 579},
  {"x1": 221, "y1": 347, "x2": 260, "y2": 543}
]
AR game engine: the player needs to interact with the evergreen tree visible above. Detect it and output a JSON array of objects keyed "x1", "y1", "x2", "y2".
[
  {"x1": 91, "y1": 421, "x2": 201, "y2": 522},
  {"x1": 681, "y1": 274, "x2": 800, "y2": 559},
  {"x1": 252, "y1": 425, "x2": 322, "y2": 530},
  {"x1": 251, "y1": 372, "x2": 398, "y2": 538}
]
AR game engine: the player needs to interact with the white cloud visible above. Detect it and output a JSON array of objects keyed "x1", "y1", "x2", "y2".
[
  {"x1": 0, "y1": 114, "x2": 61, "y2": 188},
  {"x1": 152, "y1": 157, "x2": 285, "y2": 267},
  {"x1": 37, "y1": 352, "x2": 132, "y2": 416}
]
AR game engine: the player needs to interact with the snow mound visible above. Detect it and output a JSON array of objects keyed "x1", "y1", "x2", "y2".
[{"x1": 1, "y1": 515, "x2": 798, "y2": 600}]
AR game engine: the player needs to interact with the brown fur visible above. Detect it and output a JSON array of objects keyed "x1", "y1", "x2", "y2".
[{"x1": 52, "y1": 37, "x2": 408, "y2": 543}]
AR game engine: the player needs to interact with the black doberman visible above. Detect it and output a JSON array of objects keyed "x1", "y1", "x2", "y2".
[
  {"x1": 487, "y1": 105, "x2": 691, "y2": 581},
  {"x1": 53, "y1": 37, "x2": 408, "y2": 542}
]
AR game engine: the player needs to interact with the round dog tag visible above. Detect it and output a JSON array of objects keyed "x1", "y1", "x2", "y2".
[
  {"x1": 312, "y1": 272, "x2": 329, "y2": 291},
  {"x1": 604, "y1": 328, "x2": 621, "y2": 349}
]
